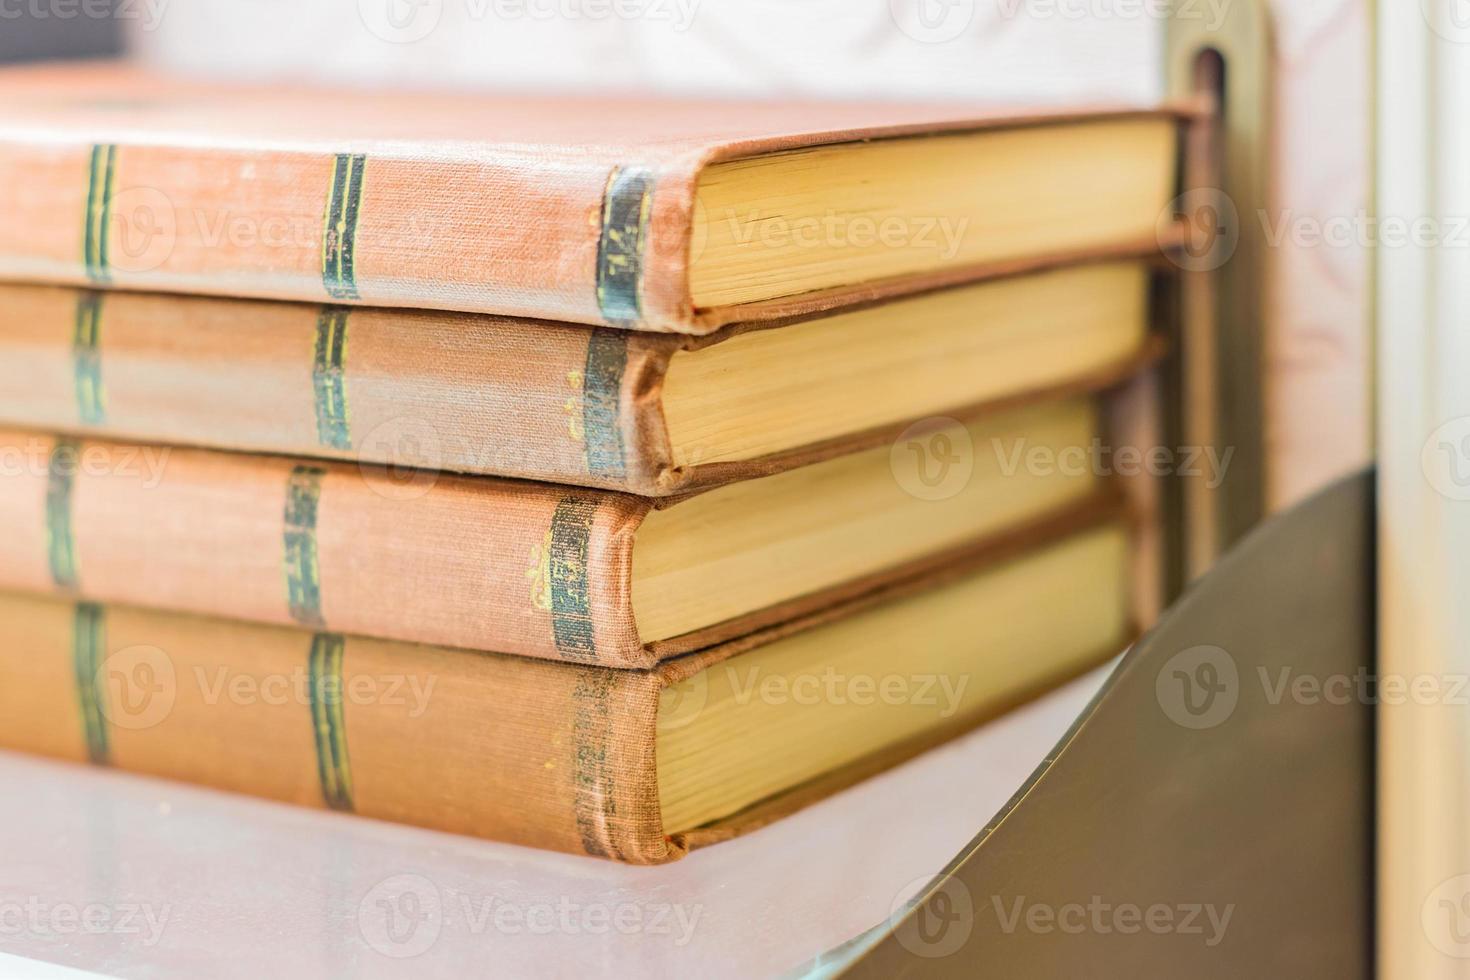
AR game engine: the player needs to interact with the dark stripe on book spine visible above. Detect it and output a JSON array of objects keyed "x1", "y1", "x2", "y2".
[
  {"x1": 594, "y1": 166, "x2": 655, "y2": 326},
  {"x1": 283, "y1": 465, "x2": 327, "y2": 627},
  {"x1": 313, "y1": 307, "x2": 352, "y2": 450},
  {"x1": 72, "y1": 603, "x2": 110, "y2": 766},
  {"x1": 308, "y1": 632, "x2": 354, "y2": 812},
  {"x1": 73, "y1": 292, "x2": 106, "y2": 425},
  {"x1": 571, "y1": 669, "x2": 621, "y2": 860},
  {"x1": 548, "y1": 495, "x2": 599, "y2": 663},
  {"x1": 82, "y1": 144, "x2": 117, "y2": 284},
  {"x1": 582, "y1": 330, "x2": 627, "y2": 477},
  {"x1": 321, "y1": 153, "x2": 367, "y2": 301},
  {"x1": 46, "y1": 439, "x2": 82, "y2": 590}
]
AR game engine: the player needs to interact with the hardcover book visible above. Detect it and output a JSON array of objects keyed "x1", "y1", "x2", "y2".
[
  {"x1": 0, "y1": 398, "x2": 1107, "y2": 668},
  {"x1": 0, "y1": 259, "x2": 1157, "y2": 495},
  {"x1": 0, "y1": 63, "x2": 1179, "y2": 332},
  {"x1": 0, "y1": 512, "x2": 1129, "y2": 864}
]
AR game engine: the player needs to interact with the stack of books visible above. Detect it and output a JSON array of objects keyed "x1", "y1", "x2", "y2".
[{"x1": 0, "y1": 64, "x2": 1180, "y2": 863}]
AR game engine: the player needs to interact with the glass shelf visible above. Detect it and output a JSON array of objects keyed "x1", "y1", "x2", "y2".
[{"x1": 0, "y1": 667, "x2": 1112, "y2": 979}]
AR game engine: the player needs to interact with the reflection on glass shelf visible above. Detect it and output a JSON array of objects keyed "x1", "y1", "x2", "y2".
[{"x1": 0, "y1": 664, "x2": 1113, "y2": 979}]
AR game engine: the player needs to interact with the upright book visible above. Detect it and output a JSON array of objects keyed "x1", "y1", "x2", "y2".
[{"x1": 0, "y1": 64, "x2": 1179, "y2": 331}]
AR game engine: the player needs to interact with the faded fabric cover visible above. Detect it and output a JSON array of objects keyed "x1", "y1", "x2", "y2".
[
  {"x1": 0, "y1": 429, "x2": 646, "y2": 667},
  {"x1": 0, "y1": 499, "x2": 1123, "y2": 864},
  {"x1": 0, "y1": 424, "x2": 1116, "y2": 668},
  {"x1": 0, "y1": 269, "x2": 1164, "y2": 496},
  {"x1": 0, "y1": 62, "x2": 1184, "y2": 333}
]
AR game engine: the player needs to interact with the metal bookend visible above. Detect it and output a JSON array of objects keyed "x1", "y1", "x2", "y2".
[
  {"x1": 1162, "y1": 0, "x2": 1274, "y2": 585},
  {"x1": 836, "y1": 471, "x2": 1373, "y2": 978}
]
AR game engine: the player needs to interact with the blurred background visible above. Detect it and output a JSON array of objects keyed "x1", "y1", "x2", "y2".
[
  {"x1": 84, "y1": 0, "x2": 1162, "y2": 101},
  {"x1": 0, "y1": 0, "x2": 1364, "y2": 106}
]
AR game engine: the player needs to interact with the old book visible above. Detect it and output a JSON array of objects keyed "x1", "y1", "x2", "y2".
[
  {"x1": 0, "y1": 63, "x2": 1178, "y2": 332},
  {"x1": 0, "y1": 512, "x2": 1129, "y2": 864},
  {"x1": 0, "y1": 259, "x2": 1155, "y2": 495},
  {"x1": 0, "y1": 397, "x2": 1108, "y2": 668}
]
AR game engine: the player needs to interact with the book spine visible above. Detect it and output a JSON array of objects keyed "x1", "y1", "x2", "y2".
[
  {"x1": 0, "y1": 285, "x2": 681, "y2": 495},
  {"x1": 0, "y1": 431, "x2": 657, "y2": 668},
  {"x1": 0, "y1": 141, "x2": 695, "y2": 330},
  {"x1": 0, "y1": 591, "x2": 678, "y2": 863}
]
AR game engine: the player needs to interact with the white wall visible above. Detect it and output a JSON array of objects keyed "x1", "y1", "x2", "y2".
[{"x1": 131, "y1": 0, "x2": 1161, "y2": 102}]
